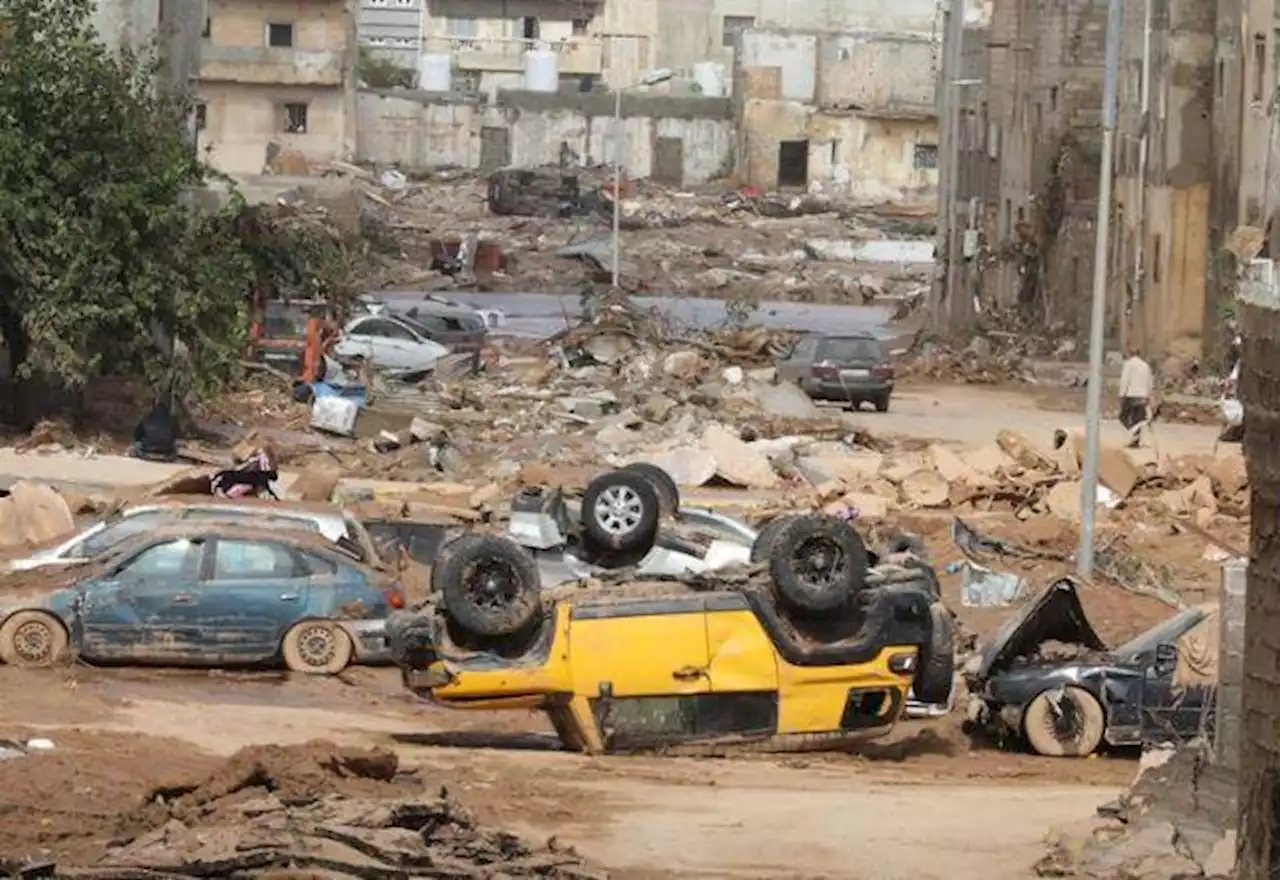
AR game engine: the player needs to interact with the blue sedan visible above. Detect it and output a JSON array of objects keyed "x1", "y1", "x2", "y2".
[{"x1": 0, "y1": 524, "x2": 404, "y2": 674}]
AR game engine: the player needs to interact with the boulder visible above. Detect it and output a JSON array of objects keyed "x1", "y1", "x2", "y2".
[{"x1": 702, "y1": 424, "x2": 779, "y2": 489}]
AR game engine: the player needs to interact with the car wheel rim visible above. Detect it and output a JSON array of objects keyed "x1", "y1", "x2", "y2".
[
  {"x1": 594, "y1": 485, "x2": 644, "y2": 536},
  {"x1": 13, "y1": 620, "x2": 53, "y2": 664},
  {"x1": 467, "y1": 560, "x2": 522, "y2": 611},
  {"x1": 297, "y1": 626, "x2": 336, "y2": 667},
  {"x1": 791, "y1": 536, "x2": 846, "y2": 588}
]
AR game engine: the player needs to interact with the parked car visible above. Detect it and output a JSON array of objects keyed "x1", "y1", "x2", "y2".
[
  {"x1": 331, "y1": 312, "x2": 452, "y2": 379},
  {"x1": 0, "y1": 524, "x2": 404, "y2": 673},
  {"x1": 966, "y1": 578, "x2": 1217, "y2": 757},
  {"x1": 776, "y1": 332, "x2": 895, "y2": 412},
  {"x1": 7, "y1": 498, "x2": 383, "y2": 572}
]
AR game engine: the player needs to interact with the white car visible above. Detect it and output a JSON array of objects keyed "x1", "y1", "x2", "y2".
[
  {"x1": 331, "y1": 313, "x2": 450, "y2": 377},
  {"x1": 8, "y1": 500, "x2": 382, "y2": 572}
]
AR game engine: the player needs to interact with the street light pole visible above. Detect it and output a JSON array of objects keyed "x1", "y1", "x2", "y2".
[
  {"x1": 1077, "y1": 0, "x2": 1124, "y2": 579},
  {"x1": 612, "y1": 85, "x2": 622, "y2": 288}
]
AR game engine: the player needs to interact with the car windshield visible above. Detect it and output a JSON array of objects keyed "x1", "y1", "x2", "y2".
[
  {"x1": 73, "y1": 515, "x2": 170, "y2": 557},
  {"x1": 1110, "y1": 608, "x2": 1206, "y2": 660},
  {"x1": 817, "y1": 337, "x2": 882, "y2": 361},
  {"x1": 263, "y1": 302, "x2": 312, "y2": 338}
]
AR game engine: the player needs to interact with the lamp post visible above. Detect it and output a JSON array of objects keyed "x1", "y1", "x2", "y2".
[{"x1": 612, "y1": 68, "x2": 673, "y2": 288}]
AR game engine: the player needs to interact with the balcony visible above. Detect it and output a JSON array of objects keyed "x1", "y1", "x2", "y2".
[
  {"x1": 422, "y1": 36, "x2": 603, "y2": 76},
  {"x1": 200, "y1": 44, "x2": 345, "y2": 86}
]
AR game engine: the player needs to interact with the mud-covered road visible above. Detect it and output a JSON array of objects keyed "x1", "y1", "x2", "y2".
[{"x1": 2, "y1": 664, "x2": 1132, "y2": 879}]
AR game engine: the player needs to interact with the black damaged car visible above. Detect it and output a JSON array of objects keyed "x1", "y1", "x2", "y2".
[{"x1": 965, "y1": 578, "x2": 1217, "y2": 757}]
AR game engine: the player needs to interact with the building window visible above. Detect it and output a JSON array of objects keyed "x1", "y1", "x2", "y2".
[
  {"x1": 1254, "y1": 33, "x2": 1267, "y2": 103},
  {"x1": 1152, "y1": 234, "x2": 1162, "y2": 282},
  {"x1": 201, "y1": 16, "x2": 210, "y2": 37},
  {"x1": 519, "y1": 16, "x2": 539, "y2": 39},
  {"x1": 1050, "y1": 85, "x2": 1058, "y2": 110},
  {"x1": 1217, "y1": 59, "x2": 1225, "y2": 99},
  {"x1": 282, "y1": 102, "x2": 308, "y2": 133},
  {"x1": 914, "y1": 144, "x2": 939, "y2": 169},
  {"x1": 194, "y1": 102, "x2": 206, "y2": 130},
  {"x1": 266, "y1": 22, "x2": 294, "y2": 48},
  {"x1": 571, "y1": 18, "x2": 589, "y2": 36},
  {"x1": 722, "y1": 15, "x2": 754, "y2": 48},
  {"x1": 446, "y1": 17, "x2": 477, "y2": 37}
]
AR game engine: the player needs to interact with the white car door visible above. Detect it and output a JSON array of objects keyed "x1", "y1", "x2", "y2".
[{"x1": 333, "y1": 317, "x2": 417, "y2": 371}]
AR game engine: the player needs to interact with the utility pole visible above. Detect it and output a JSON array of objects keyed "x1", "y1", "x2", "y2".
[
  {"x1": 931, "y1": 0, "x2": 964, "y2": 330},
  {"x1": 1077, "y1": 0, "x2": 1124, "y2": 579}
]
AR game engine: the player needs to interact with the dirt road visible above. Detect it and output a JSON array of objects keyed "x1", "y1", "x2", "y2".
[{"x1": 2, "y1": 665, "x2": 1130, "y2": 879}]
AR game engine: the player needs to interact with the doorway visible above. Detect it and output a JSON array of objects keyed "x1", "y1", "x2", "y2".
[
  {"x1": 653, "y1": 137, "x2": 684, "y2": 186},
  {"x1": 777, "y1": 140, "x2": 808, "y2": 188},
  {"x1": 479, "y1": 126, "x2": 511, "y2": 171}
]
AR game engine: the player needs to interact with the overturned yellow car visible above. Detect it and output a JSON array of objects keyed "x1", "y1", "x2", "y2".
[{"x1": 389, "y1": 513, "x2": 955, "y2": 754}]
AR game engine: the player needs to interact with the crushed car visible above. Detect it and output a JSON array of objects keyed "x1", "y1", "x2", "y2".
[
  {"x1": 0, "y1": 523, "x2": 403, "y2": 674},
  {"x1": 965, "y1": 578, "x2": 1218, "y2": 757},
  {"x1": 386, "y1": 511, "x2": 956, "y2": 754}
]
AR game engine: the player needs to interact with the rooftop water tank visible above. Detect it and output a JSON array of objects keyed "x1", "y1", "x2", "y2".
[
  {"x1": 522, "y1": 49, "x2": 559, "y2": 92},
  {"x1": 419, "y1": 53, "x2": 452, "y2": 92},
  {"x1": 691, "y1": 61, "x2": 725, "y2": 97}
]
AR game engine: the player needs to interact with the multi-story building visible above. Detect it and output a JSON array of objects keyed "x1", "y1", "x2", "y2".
[
  {"x1": 197, "y1": 0, "x2": 359, "y2": 176},
  {"x1": 360, "y1": 0, "x2": 942, "y2": 95},
  {"x1": 93, "y1": 0, "x2": 203, "y2": 97}
]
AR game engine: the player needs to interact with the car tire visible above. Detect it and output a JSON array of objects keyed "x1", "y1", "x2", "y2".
[
  {"x1": 1022, "y1": 686, "x2": 1106, "y2": 757},
  {"x1": 580, "y1": 470, "x2": 660, "y2": 553},
  {"x1": 912, "y1": 603, "x2": 956, "y2": 705},
  {"x1": 436, "y1": 534, "x2": 542, "y2": 638},
  {"x1": 874, "y1": 394, "x2": 890, "y2": 413},
  {"x1": 750, "y1": 514, "x2": 800, "y2": 563},
  {"x1": 620, "y1": 462, "x2": 680, "y2": 518},
  {"x1": 0, "y1": 610, "x2": 70, "y2": 667},
  {"x1": 768, "y1": 515, "x2": 870, "y2": 614},
  {"x1": 281, "y1": 620, "x2": 354, "y2": 676}
]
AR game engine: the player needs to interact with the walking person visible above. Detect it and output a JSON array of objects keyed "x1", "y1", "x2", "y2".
[{"x1": 1118, "y1": 345, "x2": 1154, "y2": 448}]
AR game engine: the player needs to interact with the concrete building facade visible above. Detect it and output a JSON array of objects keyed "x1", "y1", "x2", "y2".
[
  {"x1": 197, "y1": 0, "x2": 360, "y2": 176},
  {"x1": 93, "y1": 0, "x2": 203, "y2": 96},
  {"x1": 733, "y1": 27, "x2": 940, "y2": 201}
]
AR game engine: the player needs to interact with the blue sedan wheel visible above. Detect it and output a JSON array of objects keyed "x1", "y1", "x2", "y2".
[
  {"x1": 0, "y1": 611, "x2": 69, "y2": 667},
  {"x1": 282, "y1": 621, "x2": 353, "y2": 675}
]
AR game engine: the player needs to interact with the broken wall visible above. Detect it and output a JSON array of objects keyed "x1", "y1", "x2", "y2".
[{"x1": 355, "y1": 89, "x2": 734, "y2": 185}]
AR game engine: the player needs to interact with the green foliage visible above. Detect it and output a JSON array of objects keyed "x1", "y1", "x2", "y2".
[
  {"x1": 0, "y1": 0, "x2": 260, "y2": 401},
  {"x1": 358, "y1": 46, "x2": 417, "y2": 90}
]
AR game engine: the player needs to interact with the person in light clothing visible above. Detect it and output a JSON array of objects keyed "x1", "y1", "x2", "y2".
[{"x1": 1118, "y1": 345, "x2": 1154, "y2": 448}]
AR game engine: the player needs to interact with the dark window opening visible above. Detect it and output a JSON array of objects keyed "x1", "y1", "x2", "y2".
[
  {"x1": 267, "y1": 22, "x2": 294, "y2": 48},
  {"x1": 194, "y1": 102, "x2": 206, "y2": 130},
  {"x1": 914, "y1": 144, "x2": 938, "y2": 169},
  {"x1": 1254, "y1": 33, "x2": 1266, "y2": 102},
  {"x1": 571, "y1": 18, "x2": 589, "y2": 36},
  {"x1": 722, "y1": 15, "x2": 754, "y2": 48},
  {"x1": 1152, "y1": 234, "x2": 1162, "y2": 283},
  {"x1": 1050, "y1": 85, "x2": 1058, "y2": 110},
  {"x1": 1217, "y1": 59, "x2": 1225, "y2": 99},
  {"x1": 777, "y1": 140, "x2": 808, "y2": 188},
  {"x1": 201, "y1": 16, "x2": 210, "y2": 37},
  {"x1": 283, "y1": 102, "x2": 308, "y2": 133},
  {"x1": 521, "y1": 16, "x2": 539, "y2": 39}
]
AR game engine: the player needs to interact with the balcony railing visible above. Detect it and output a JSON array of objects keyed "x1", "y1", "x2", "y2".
[
  {"x1": 200, "y1": 44, "x2": 345, "y2": 86},
  {"x1": 421, "y1": 36, "x2": 603, "y2": 76}
]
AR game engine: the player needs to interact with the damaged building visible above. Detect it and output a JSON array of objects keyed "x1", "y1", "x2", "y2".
[
  {"x1": 936, "y1": 0, "x2": 1230, "y2": 359},
  {"x1": 732, "y1": 27, "x2": 940, "y2": 201},
  {"x1": 197, "y1": 0, "x2": 360, "y2": 175}
]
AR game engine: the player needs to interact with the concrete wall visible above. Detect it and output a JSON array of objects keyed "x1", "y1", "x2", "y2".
[
  {"x1": 198, "y1": 0, "x2": 359, "y2": 176},
  {"x1": 356, "y1": 89, "x2": 734, "y2": 184},
  {"x1": 1218, "y1": 559, "x2": 1246, "y2": 774},
  {"x1": 94, "y1": 0, "x2": 203, "y2": 94},
  {"x1": 733, "y1": 27, "x2": 938, "y2": 200}
]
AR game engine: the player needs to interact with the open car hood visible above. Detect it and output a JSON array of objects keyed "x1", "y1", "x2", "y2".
[{"x1": 976, "y1": 578, "x2": 1107, "y2": 680}]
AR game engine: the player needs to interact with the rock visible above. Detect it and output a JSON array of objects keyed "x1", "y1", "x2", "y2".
[
  {"x1": 1046, "y1": 480, "x2": 1083, "y2": 520},
  {"x1": 748, "y1": 381, "x2": 820, "y2": 419},
  {"x1": 963, "y1": 445, "x2": 1016, "y2": 476},
  {"x1": 468, "y1": 483, "x2": 501, "y2": 509},
  {"x1": 899, "y1": 469, "x2": 949, "y2": 508},
  {"x1": 558, "y1": 393, "x2": 619, "y2": 420},
  {"x1": 803, "y1": 238, "x2": 859, "y2": 262},
  {"x1": 722, "y1": 366, "x2": 745, "y2": 385},
  {"x1": 881, "y1": 454, "x2": 927, "y2": 484},
  {"x1": 702, "y1": 423, "x2": 779, "y2": 489},
  {"x1": 633, "y1": 449, "x2": 717, "y2": 487},
  {"x1": 797, "y1": 452, "x2": 884, "y2": 483},
  {"x1": 825, "y1": 491, "x2": 889, "y2": 518},
  {"x1": 581, "y1": 333, "x2": 634, "y2": 365},
  {"x1": 409, "y1": 417, "x2": 446, "y2": 443},
  {"x1": 1207, "y1": 452, "x2": 1247, "y2": 497},
  {"x1": 1202, "y1": 829, "x2": 1237, "y2": 876},
  {"x1": 662, "y1": 350, "x2": 704, "y2": 378},
  {"x1": 1098, "y1": 445, "x2": 1144, "y2": 499},
  {"x1": 639, "y1": 393, "x2": 677, "y2": 422},
  {"x1": 996, "y1": 429, "x2": 1056, "y2": 471},
  {"x1": 927, "y1": 444, "x2": 985, "y2": 485},
  {"x1": 0, "y1": 481, "x2": 76, "y2": 549},
  {"x1": 290, "y1": 467, "x2": 340, "y2": 503}
]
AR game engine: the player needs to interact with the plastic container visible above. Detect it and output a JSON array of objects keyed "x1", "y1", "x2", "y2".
[
  {"x1": 418, "y1": 53, "x2": 452, "y2": 91},
  {"x1": 522, "y1": 49, "x2": 558, "y2": 92},
  {"x1": 691, "y1": 61, "x2": 725, "y2": 97},
  {"x1": 310, "y1": 395, "x2": 360, "y2": 437}
]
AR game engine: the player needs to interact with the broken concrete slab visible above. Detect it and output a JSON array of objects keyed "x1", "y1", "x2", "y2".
[
  {"x1": 796, "y1": 452, "x2": 885, "y2": 484},
  {"x1": 630, "y1": 449, "x2": 717, "y2": 487},
  {"x1": 824, "y1": 491, "x2": 889, "y2": 519},
  {"x1": 1046, "y1": 480, "x2": 1082, "y2": 521},
  {"x1": 899, "y1": 469, "x2": 949, "y2": 508},
  {"x1": 0, "y1": 481, "x2": 75, "y2": 549},
  {"x1": 1207, "y1": 452, "x2": 1247, "y2": 497},
  {"x1": 289, "y1": 467, "x2": 341, "y2": 503},
  {"x1": 996, "y1": 429, "x2": 1056, "y2": 471},
  {"x1": 748, "y1": 381, "x2": 821, "y2": 419},
  {"x1": 701, "y1": 423, "x2": 779, "y2": 489},
  {"x1": 1098, "y1": 445, "x2": 1144, "y2": 499},
  {"x1": 927, "y1": 444, "x2": 987, "y2": 485},
  {"x1": 962, "y1": 444, "x2": 1016, "y2": 477}
]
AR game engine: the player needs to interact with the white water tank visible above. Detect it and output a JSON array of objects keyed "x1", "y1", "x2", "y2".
[
  {"x1": 522, "y1": 49, "x2": 559, "y2": 92},
  {"x1": 418, "y1": 53, "x2": 452, "y2": 92},
  {"x1": 691, "y1": 61, "x2": 725, "y2": 97}
]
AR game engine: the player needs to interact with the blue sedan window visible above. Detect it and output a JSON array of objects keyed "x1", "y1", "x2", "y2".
[
  {"x1": 212, "y1": 540, "x2": 296, "y2": 580},
  {"x1": 121, "y1": 540, "x2": 197, "y2": 578}
]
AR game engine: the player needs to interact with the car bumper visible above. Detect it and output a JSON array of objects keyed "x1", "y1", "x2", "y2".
[
  {"x1": 806, "y1": 380, "x2": 893, "y2": 401},
  {"x1": 342, "y1": 619, "x2": 392, "y2": 664}
]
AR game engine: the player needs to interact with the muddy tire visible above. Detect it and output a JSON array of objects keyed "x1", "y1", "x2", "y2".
[
  {"x1": 281, "y1": 620, "x2": 354, "y2": 675},
  {"x1": 436, "y1": 534, "x2": 541, "y2": 638},
  {"x1": 750, "y1": 514, "x2": 800, "y2": 563},
  {"x1": 768, "y1": 515, "x2": 870, "y2": 614},
  {"x1": 620, "y1": 462, "x2": 680, "y2": 518},
  {"x1": 580, "y1": 470, "x2": 660, "y2": 553},
  {"x1": 874, "y1": 394, "x2": 890, "y2": 413},
  {"x1": 0, "y1": 610, "x2": 69, "y2": 667},
  {"x1": 1023, "y1": 686, "x2": 1106, "y2": 757},
  {"x1": 912, "y1": 603, "x2": 955, "y2": 705}
]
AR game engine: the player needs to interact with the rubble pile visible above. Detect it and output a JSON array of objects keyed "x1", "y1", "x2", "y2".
[
  {"x1": 44, "y1": 740, "x2": 603, "y2": 879},
  {"x1": 281, "y1": 162, "x2": 933, "y2": 306}
]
